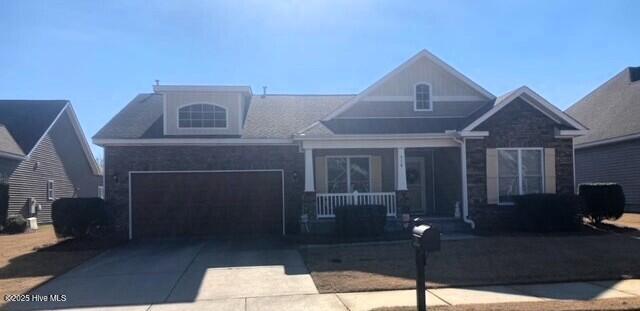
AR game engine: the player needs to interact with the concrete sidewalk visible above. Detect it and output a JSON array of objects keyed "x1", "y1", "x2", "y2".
[{"x1": 28, "y1": 279, "x2": 640, "y2": 310}]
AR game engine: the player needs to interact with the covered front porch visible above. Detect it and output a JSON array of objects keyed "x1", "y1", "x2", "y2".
[{"x1": 298, "y1": 134, "x2": 471, "y2": 232}]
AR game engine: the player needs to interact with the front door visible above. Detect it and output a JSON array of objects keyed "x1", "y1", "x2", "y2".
[{"x1": 406, "y1": 157, "x2": 426, "y2": 214}]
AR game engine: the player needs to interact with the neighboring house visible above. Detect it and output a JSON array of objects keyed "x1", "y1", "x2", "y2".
[
  {"x1": 566, "y1": 67, "x2": 640, "y2": 210},
  {"x1": 93, "y1": 50, "x2": 587, "y2": 239},
  {"x1": 0, "y1": 100, "x2": 102, "y2": 224}
]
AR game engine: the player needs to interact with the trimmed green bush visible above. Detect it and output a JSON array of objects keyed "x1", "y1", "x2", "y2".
[
  {"x1": 514, "y1": 194, "x2": 582, "y2": 232},
  {"x1": 334, "y1": 204, "x2": 387, "y2": 237},
  {"x1": 579, "y1": 183, "x2": 625, "y2": 224},
  {"x1": 4, "y1": 215, "x2": 27, "y2": 234},
  {"x1": 52, "y1": 198, "x2": 111, "y2": 238}
]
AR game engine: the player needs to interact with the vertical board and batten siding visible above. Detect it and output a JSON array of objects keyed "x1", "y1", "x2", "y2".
[
  {"x1": 368, "y1": 56, "x2": 487, "y2": 97},
  {"x1": 7, "y1": 134, "x2": 75, "y2": 223},
  {"x1": 575, "y1": 138, "x2": 640, "y2": 208}
]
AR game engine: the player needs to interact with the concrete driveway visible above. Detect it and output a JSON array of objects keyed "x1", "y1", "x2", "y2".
[{"x1": 9, "y1": 238, "x2": 319, "y2": 311}]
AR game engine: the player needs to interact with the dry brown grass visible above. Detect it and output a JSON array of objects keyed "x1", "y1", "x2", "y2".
[
  {"x1": 0, "y1": 225, "x2": 117, "y2": 307},
  {"x1": 302, "y1": 231, "x2": 640, "y2": 293},
  {"x1": 375, "y1": 297, "x2": 640, "y2": 311}
]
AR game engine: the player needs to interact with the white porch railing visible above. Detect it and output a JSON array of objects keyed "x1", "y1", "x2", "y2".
[{"x1": 316, "y1": 192, "x2": 397, "y2": 218}]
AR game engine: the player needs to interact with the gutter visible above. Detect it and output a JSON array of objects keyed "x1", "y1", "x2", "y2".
[
  {"x1": 450, "y1": 132, "x2": 476, "y2": 229},
  {"x1": 0, "y1": 150, "x2": 26, "y2": 161}
]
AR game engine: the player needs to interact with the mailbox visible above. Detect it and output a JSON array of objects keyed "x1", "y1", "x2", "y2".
[
  {"x1": 412, "y1": 221, "x2": 441, "y2": 311},
  {"x1": 412, "y1": 224, "x2": 441, "y2": 252}
]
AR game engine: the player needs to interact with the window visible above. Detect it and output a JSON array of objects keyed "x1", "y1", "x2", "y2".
[
  {"x1": 414, "y1": 83, "x2": 432, "y2": 111},
  {"x1": 47, "y1": 180, "x2": 55, "y2": 201},
  {"x1": 98, "y1": 186, "x2": 104, "y2": 199},
  {"x1": 326, "y1": 156, "x2": 371, "y2": 193},
  {"x1": 178, "y1": 103, "x2": 226, "y2": 128},
  {"x1": 498, "y1": 149, "x2": 543, "y2": 204}
]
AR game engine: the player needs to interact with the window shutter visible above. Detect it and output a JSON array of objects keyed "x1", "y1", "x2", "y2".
[
  {"x1": 486, "y1": 149, "x2": 498, "y2": 204},
  {"x1": 315, "y1": 156, "x2": 327, "y2": 193},
  {"x1": 371, "y1": 156, "x2": 382, "y2": 192},
  {"x1": 544, "y1": 148, "x2": 556, "y2": 194}
]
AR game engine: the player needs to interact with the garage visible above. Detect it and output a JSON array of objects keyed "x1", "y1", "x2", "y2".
[{"x1": 129, "y1": 170, "x2": 284, "y2": 239}]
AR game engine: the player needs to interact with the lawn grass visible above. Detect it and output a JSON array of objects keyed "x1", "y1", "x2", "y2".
[
  {"x1": 301, "y1": 231, "x2": 640, "y2": 293},
  {"x1": 0, "y1": 225, "x2": 119, "y2": 307}
]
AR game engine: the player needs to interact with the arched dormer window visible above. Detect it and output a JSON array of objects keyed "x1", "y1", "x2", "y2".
[
  {"x1": 178, "y1": 103, "x2": 227, "y2": 128},
  {"x1": 414, "y1": 83, "x2": 432, "y2": 111}
]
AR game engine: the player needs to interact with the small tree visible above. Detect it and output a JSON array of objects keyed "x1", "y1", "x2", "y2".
[{"x1": 579, "y1": 183, "x2": 625, "y2": 224}]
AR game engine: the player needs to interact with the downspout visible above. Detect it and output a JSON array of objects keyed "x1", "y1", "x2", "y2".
[{"x1": 452, "y1": 136, "x2": 476, "y2": 229}]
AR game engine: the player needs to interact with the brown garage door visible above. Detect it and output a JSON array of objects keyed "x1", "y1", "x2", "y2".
[{"x1": 130, "y1": 171, "x2": 283, "y2": 239}]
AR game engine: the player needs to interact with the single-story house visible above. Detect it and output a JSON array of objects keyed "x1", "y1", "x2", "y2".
[
  {"x1": 566, "y1": 67, "x2": 640, "y2": 210},
  {"x1": 93, "y1": 50, "x2": 587, "y2": 239},
  {"x1": 0, "y1": 100, "x2": 102, "y2": 225}
]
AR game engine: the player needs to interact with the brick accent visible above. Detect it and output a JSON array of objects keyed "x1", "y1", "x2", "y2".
[
  {"x1": 104, "y1": 145, "x2": 304, "y2": 239},
  {"x1": 467, "y1": 98, "x2": 575, "y2": 230}
]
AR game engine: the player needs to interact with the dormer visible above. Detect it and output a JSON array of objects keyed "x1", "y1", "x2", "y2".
[{"x1": 155, "y1": 85, "x2": 252, "y2": 136}]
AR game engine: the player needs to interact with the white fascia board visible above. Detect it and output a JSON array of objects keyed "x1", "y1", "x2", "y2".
[
  {"x1": 558, "y1": 130, "x2": 588, "y2": 137},
  {"x1": 361, "y1": 95, "x2": 487, "y2": 102},
  {"x1": 458, "y1": 131, "x2": 489, "y2": 137},
  {"x1": 322, "y1": 49, "x2": 495, "y2": 121},
  {"x1": 0, "y1": 151, "x2": 26, "y2": 161},
  {"x1": 153, "y1": 85, "x2": 252, "y2": 94},
  {"x1": 294, "y1": 133, "x2": 453, "y2": 141},
  {"x1": 301, "y1": 137, "x2": 459, "y2": 149},
  {"x1": 93, "y1": 138, "x2": 295, "y2": 146}
]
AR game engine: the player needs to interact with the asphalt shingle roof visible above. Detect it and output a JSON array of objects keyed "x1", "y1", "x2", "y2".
[
  {"x1": 566, "y1": 67, "x2": 640, "y2": 145},
  {"x1": 0, "y1": 100, "x2": 68, "y2": 155},
  {"x1": 94, "y1": 94, "x2": 354, "y2": 139}
]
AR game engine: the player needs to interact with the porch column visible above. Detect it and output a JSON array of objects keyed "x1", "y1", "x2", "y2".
[
  {"x1": 396, "y1": 147, "x2": 408, "y2": 191},
  {"x1": 304, "y1": 148, "x2": 315, "y2": 192}
]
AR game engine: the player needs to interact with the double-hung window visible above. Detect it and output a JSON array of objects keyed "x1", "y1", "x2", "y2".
[
  {"x1": 498, "y1": 148, "x2": 543, "y2": 204},
  {"x1": 326, "y1": 156, "x2": 371, "y2": 193}
]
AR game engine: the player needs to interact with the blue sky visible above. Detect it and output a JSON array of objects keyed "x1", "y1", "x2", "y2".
[{"x1": 1, "y1": 0, "x2": 638, "y2": 158}]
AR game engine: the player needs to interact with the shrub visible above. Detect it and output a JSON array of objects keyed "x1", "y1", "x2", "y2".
[
  {"x1": 334, "y1": 204, "x2": 387, "y2": 237},
  {"x1": 579, "y1": 183, "x2": 625, "y2": 224},
  {"x1": 52, "y1": 198, "x2": 111, "y2": 238},
  {"x1": 513, "y1": 193, "x2": 582, "y2": 232},
  {"x1": 4, "y1": 215, "x2": 27, "y2": 234}
]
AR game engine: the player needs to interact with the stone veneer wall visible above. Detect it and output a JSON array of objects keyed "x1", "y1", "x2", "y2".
[
  {"x1": 466, "y1": 98, "x2": 575, "y2": 231},
  {"x1": 104, "y1": 145, "x2": 304, "y2": 239}
]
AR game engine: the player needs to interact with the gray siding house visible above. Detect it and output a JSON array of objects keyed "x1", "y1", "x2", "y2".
[
  {"x1": 0, "y1": 100, "x2": 102, "y2": 224},
  {"x1": 566, "y1": 67, "x2": 640, "y2": 210},
  {"x1": 94, "y1": 50, "x2": 587, "y2": 239}
]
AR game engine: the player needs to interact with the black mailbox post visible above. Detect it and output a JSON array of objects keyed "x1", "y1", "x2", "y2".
[{"x1": 412, "y1": 220, "x2": 441, "y2": 311}]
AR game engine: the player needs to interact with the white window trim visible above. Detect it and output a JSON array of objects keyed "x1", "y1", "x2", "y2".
[
  {"x1": 47, "y1": 180, "x2": 55, "y2": 201},
  {"x1": 325, "y1": 155, "x2": 373, "y2": 193},
  {"x1": 176, "y1": 102, "x2": 229, "y2": 130},
  {"x1": 496, "y1": 148, "x2": 545, "y2": 205},
  {"x1": 413, "y1": 82, "x2": 433, "y2": 112}
]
